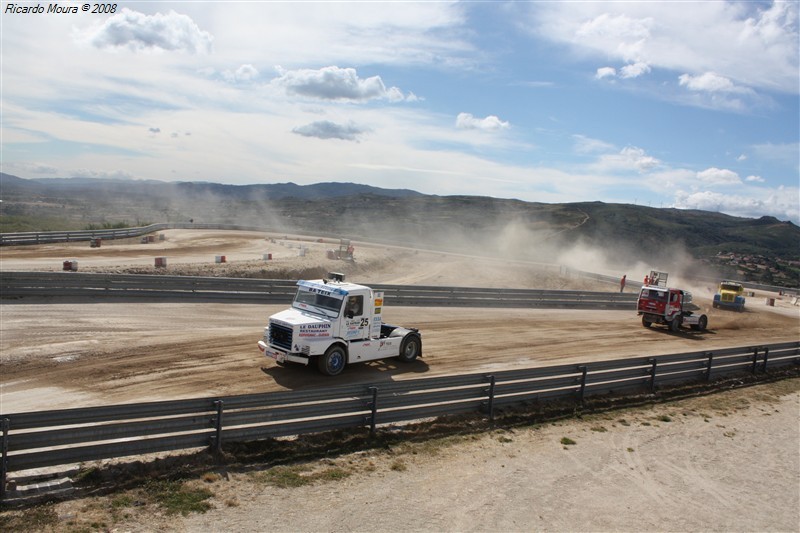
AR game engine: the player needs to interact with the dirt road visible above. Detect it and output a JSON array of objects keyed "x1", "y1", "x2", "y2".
[{"x1": 1, "y1": 229, "x2": 797, "y2": 412}]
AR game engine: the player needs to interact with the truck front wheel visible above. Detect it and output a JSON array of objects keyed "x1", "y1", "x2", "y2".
[
  {"x1": 697, "y1": 315, "x2": 708, "y2": 331},
  {"x1": 642, "y1": 316, "x2": 652, "y2": 328},
  {"x1": 669, "y1": 317, "x2": 681, "y2": 332},
  {"x1": 398, "y1": 335, "x2": 421, "y2": 363},
  {"x1": 318, "y1": 345, "x2": 347, "y2": 376}
]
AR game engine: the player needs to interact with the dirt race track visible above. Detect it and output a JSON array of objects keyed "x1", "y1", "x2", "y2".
[
  {"x1": 1, "y1": 229, "x2": 798, "y2": 412},
  {"x1": 1, "y1": 229, "x2": 799, "y2": 532}
]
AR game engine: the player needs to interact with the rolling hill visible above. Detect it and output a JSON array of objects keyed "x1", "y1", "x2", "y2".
[{"x1": 1, "y1": 173, "x2": 797, "y2": 286}]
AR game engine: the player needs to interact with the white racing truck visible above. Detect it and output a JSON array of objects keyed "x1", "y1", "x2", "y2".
[{"x1": 257, "y1": 273, "x2": 422, "y2": 375}]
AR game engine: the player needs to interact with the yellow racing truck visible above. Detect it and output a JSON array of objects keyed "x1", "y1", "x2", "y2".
[{"x1": 713, "y1": 280, "x2": 745, "y2": 312}]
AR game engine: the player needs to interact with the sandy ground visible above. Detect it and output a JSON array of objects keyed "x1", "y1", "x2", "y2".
[
  {"x1": 1, "y1": 230, "x2": 798, "y2": 413},
  {"x1": 179, "y1": 381, "x2": 800, "y2": 533},
  {"x1": 1, "y1": 229, "x2": 798, "y2": 531}
]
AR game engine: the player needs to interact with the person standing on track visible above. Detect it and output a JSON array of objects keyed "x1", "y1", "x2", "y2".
[{"x1": 620, "y1": 274, "x2": 627, "y2": 293}]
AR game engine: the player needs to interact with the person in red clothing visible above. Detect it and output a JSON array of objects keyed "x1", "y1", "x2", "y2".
[
  {"x1": 620, "y1": 274, "x2": 627, "y2": 293},
  {"x1": 644, "y1": 275, "x2": 650, "y2": 286}
]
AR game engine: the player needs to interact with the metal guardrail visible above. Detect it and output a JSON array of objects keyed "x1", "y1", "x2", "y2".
[
  {"x1": 0, "y1": 223, "x2": 266, "y2": 246},
  {"x1": 0, "y1": 272, "x2": 639, "y2": 309},
  {"x1": 1, "y1": 341, "x2": 797, "y2": 502}
]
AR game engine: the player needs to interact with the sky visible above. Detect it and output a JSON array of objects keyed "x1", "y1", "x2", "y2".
[{"x1": 2, "y1": 1, "x2": 799, "y2": 223}]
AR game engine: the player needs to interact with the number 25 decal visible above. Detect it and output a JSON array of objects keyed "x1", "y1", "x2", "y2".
[{"x1": 360, "y1": 318, "x2": 369, "y2": 327}]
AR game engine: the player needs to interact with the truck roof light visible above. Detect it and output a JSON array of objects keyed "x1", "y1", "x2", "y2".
[{"x1": 327, "y1": 272, "x2": 345, "y2": 282}]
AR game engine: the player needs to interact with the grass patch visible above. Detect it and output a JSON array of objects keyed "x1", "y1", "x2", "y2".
[
  {"x1": 251, "y1": 464, "x2": 352, "y2": 489},
  {"x1": 656, "y1": 415, "x2": 672, "y2": 423},
  {"x1": 74, "y1": 465, "x2": 103, "y2": 484},
  {"x1": 0, "y1": 505, "x2": 59, "y2": 531},
  {"x1": 560, "y1": 437, "x2": 576, "y2": 446},
  {"x1": 590, "y1": 426, "x2": 608, "y2": 432},
  {"x1": 145, "y1": 480, "x2": 213, "y2": 516}
]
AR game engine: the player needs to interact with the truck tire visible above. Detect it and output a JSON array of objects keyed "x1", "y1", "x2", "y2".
[
  {"x1": 397, "y1": 334, "x2": 421, "y2": 363},
  {"x1": 697, "y1": 315, "x2": 708, "y2": 331},
  {"x1": 669, "y1": 317, "x2": 681, "y2": 332},
  {"x1": 641, "y1": 316, "x2": 652, "y2": 328},
  {"x1": 318, "y1": 345, "x2": 347, "y2": 376}
]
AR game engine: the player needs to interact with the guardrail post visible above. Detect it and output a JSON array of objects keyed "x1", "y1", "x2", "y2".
[
  {"x1": 751, "y1": 347, "x2": 760, "y2": 374},
  {"x1": 367, "y1": 387, "x2": 378, "y2": 437},
  {"x1": 762, "y1": 347, "x2": 770, "y2": 372},
  {"x1": 1, "y1": 417, "x2": 9, "y2": 503},
  {"x1": 577, "y1": 365, "x2": 588, "y2": 405},
  {"x1": 484, "y1": 376, "x2": 496, "y2": 423},
  {"x1": 648, "y1": 358, "x2": 658, "y2": 394},
  {"x1": 705, "y1": 351, "x2": 714, "y2": 382},
  {"x1": 212, "y1": 400, "x2": 224, "y2": 455}
]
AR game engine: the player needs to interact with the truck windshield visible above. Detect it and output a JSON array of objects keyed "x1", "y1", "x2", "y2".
[
  {"x1": 293, "y1": 289, "x2": 342, "y2": 318},
  {"x1": 641, "y1": 288, "x2": 668, "y2": 301},
  {"x1": 720, "y1": 284, "x2": 741, "y2": 292}
]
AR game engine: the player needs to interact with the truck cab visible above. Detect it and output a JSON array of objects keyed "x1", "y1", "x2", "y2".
[{"x1": 258, "y1": 273, "x2": 421, "y2": 375}]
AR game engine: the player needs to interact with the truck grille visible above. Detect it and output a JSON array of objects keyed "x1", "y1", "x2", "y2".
[
  {"x1": 721, "y1": 294, "x2": 734, "y2": 302},
  {"x1": 269, "y1": 322, "x2": 293, "y2": 351}
]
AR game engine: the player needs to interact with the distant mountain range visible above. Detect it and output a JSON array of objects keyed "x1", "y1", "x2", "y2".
[
  {"x1": 0, "y1": 174, "x2": 422, "y2": 200},
  {"x1": 2, "y1": 173, "x2": 798, "y2": 286}
]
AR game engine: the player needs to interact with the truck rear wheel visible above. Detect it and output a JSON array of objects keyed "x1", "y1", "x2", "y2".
[
  {"x1": 397, "y1": 335, "x2": 421, "y2": 363},
  {"x1": 318, "y1": 345, "x2": 347, "y2": 376},
  {"x1": 641, "y1": 316, "x2": 652, "y2": 328}
]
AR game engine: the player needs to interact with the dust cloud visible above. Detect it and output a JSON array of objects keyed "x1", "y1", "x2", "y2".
[{"x1": 88, "y1": 185, "x2": 727, "y2": 289}]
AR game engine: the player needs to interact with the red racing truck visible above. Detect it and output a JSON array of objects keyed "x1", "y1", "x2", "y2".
[{"x1": 637, "y1": 271, "x2": 708, "y2": 332}]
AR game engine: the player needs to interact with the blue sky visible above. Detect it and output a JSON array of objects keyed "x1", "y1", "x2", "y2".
[{"x1": 2, "y1": 1, "x2": 798, "y2": 222}]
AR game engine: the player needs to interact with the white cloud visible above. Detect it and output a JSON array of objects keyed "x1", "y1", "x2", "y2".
[
  {"x1": 745, "y1": 175, "x2": 765, "y2": 183},
  {"x1": 678, "y1": 72, "x2": 751, "y2": 94},
  {"x1": 456, "y1": 113, "x2": 510, "y2": 132},
  {"x1": 77, "y1": 8, "x2": 213, "y2": 54},
  {"x1": 273, "y1": 66, "x2": 410, "y2": 102},
  {"x1": 696, "y1": 167, "x2": 742, "y2": 186},
  {"x1": 737, "y1": 153, "x2": 747, "y2": 161},
  {"x1": 673, "y1": 187, "x2": 799, "y2": 221},
  {"x1": 227, "y1": 64, "x2": 258, "y2": 82},
  {"x1": 596, "y1": 146, "x2": 660, "y2": 173},
  {"x1": 620, "y1": 62, "x2": 651, "y2": 79},
  {"x1": 595, "y1": 67, "x2": 616, "y2": 79},
  {"x1": 576, "y1": 13, "x2": 653, "y2": 63},
  {"x1": 527, "y1": 2, "x2": 799, "y2": 94}
]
